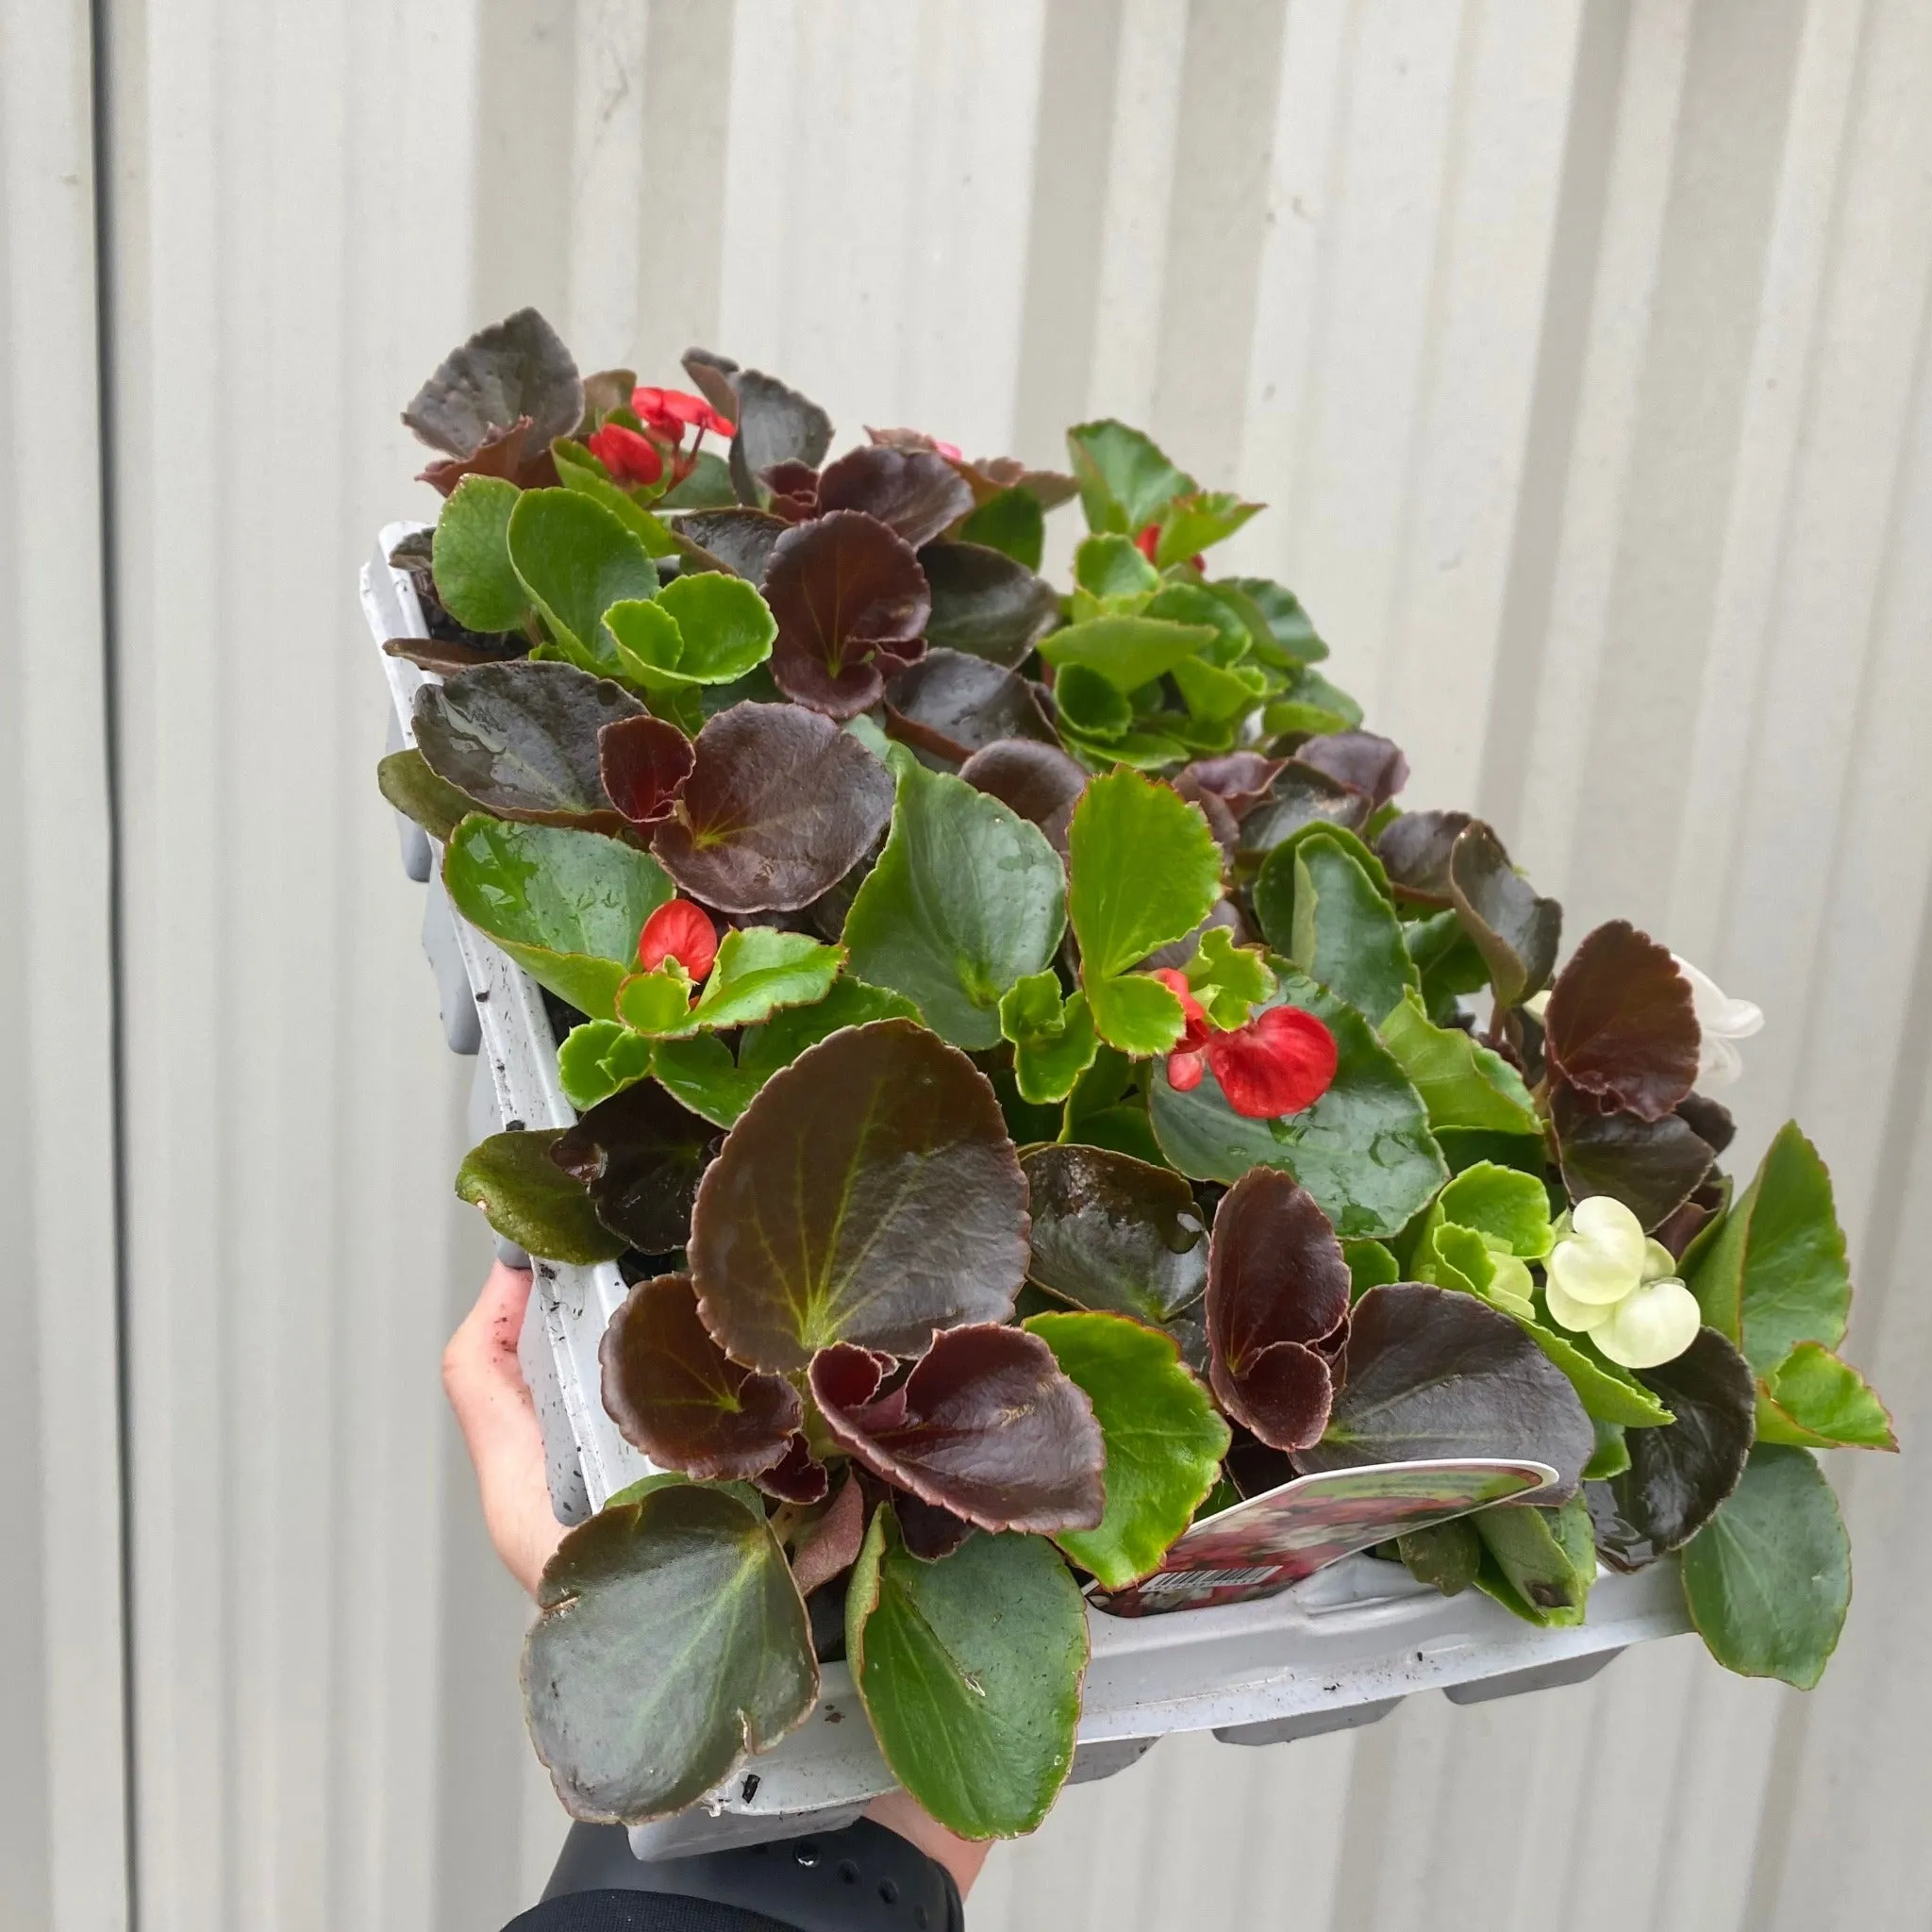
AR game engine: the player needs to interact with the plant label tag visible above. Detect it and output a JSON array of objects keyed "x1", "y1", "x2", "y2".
[{"x1": 1088, "y1": 1457, "x2": 1557, "y2": 1617}]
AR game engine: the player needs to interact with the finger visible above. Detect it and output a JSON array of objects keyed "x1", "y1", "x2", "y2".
[{"x1": 444, "y1": 1262, "x2": 566, "y2": 1597}]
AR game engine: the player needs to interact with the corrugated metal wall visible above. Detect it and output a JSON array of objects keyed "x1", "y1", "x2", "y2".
[{"x1": 7, "y1": 0, "x2": 1932, "y2": 1925}]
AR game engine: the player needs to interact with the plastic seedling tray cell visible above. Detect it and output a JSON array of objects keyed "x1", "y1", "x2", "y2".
[{"x1": 362, "y1": 525, "x2": 1694, "y2": 1859}]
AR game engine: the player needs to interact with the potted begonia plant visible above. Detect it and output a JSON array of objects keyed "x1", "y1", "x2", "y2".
[{"x1": 377, "y1": 309, "x2": 1894, "y2": 1840}]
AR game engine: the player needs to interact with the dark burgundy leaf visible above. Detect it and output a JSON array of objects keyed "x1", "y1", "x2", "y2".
[
  {"x1": 808, "y1": 1327, "x2": 1105, "y2": 1536},
  {"x1": 417, "y1": 415, "x2": 561, "y2": 495},
  {"x1": 578, "y1": 367, "x2": 638, "y2": 428},
  {"x1": 885, "y1": 650, "x2": 1057, "y2": 761},
  {"x1": 764, "y1": 511, "x2": 931, "y2": 719},
  {"x1": 1022, "y1": 1144, "x2": 1208, "y2": 1324},
  {"x1": 680, "y1": 346, "x2": 742, "y2": 423},
  {"x1": 1544, "y1": 921, "x2": 1699, "y2": 1121},
  {"x1": 599, "y1": 1274, "x2": 800, "y2": 1480},
  {"x1": 1377, "y1": 809, "x2": 1473, "y2": 906},
  {"x1": 412, "y1": 660, "x2": 642, "y2": 834},
  {"x1": 385, "y1": 635, "x2": 525, "y2": 675},
  {"x1": 726, "y1": 370, "x2": 835, "y2": 504},
  {"x1": 1552, "y1": 1084, "x2": 1715, "y2": 1230},
  {"x1": 866, "y1": 426, "x2": 1078, "y2": 510},
  {"x1": 1172, "y1": 773, "x2": 1240, "y2": 857},
  {"x1": 1236, "y1": 765, "x2": 1372, "y2": 859},
  {"x1": 689, "y1": 1021, "x2": 1028, "y2": 1371},
  {"x1": 650, "y1": 702, "x2": 894, "y2": 913},
  {"x1": 404, "y1": 308, "x2": 583, "y2": 458},
  {"x1": 910, "y1": 541, "x2": 1060, "y2": 668},
  {"x1": 1447, "y1": 821, "x2": 1562, "y2": 1007},
  {"x1": 1205, "y1": 1171, "x2": 1352, "y2": 1451},
  {"x1": 1294, "y1": 1283, "x2": 1594, "y2": 1497},
  {"x1": 1291, "y1": 730, "x2": 1409, "y2": 810},
  {"x1": 1587, "y1": 1328, "x2": 1756, "y2": 1571},
  {"x1": 791, "y1": 1474, "x2": 868, "y2": 1596},
  {"x1": 758, "y1": 1435, "x2": 832, "y2": 1506},
  {"x1": 958, "y1": 740, "x2": 1089, "y2": 852},
  {"x1": 816, "y1": 446, "x2": 975, "y2": 549},
  {"x1": 1653, "y1": 1176, "x2": 1727, "y2": 1262},
  {"x1": 551, "y1": 1080, "x2": 722, "y2": 1254},
  {"x1": 1674, "y1": 1091, "x2": 1736, "y2": 1158},
  {"x1": 669, "y1": 508, "x2": 791, "y2": 585},
  {"x1": 1176, "y1": 754, "x2": 1286, "y2": 823},
  {"x1": 1225, "y1": 1425, "x2": 1297, "y2": 1499},
  {"x1": 759, "y1": 460, "x2": 822, "y2": 522},
  {"x1": 598, "y1": 715, "x2": 694, "y2": 828},
  {"x1": 892, "y1": 1493, "x2": 977, "y2": 1561}
]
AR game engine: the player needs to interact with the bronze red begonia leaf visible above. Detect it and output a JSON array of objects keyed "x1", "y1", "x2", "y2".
[
  {"x1": 808, "y1": 1326, "x2": 1105, "y2": 1536},
  {"x1": 764, "y1": 511, "x2": 932, "y2": 719},
  {"x1": 816, "y1": 445, "x2": 975, "y2": 549},
  {"x1": 597, "y1": 715, "x2": 694, "y2": 828},
  {"x1": 1544, "y1": 920, "x2": 1700, "y2": 1122},
  {"x1": 550, "y1": 1079, "x2": 723, "y2": 1255},
  {"x1": 1205, "y1": 1171, "x2": 1352, "y2": 1451},
  {"x1": 650, "y1": 702, "x2": 894, "y2": 913},
  {"x1": 688, "y1": 1020, "x2": 1029, "y2": 1372},
  {"x1": 599, "y1": 1274, "x2": 801, "y2": 1481}
]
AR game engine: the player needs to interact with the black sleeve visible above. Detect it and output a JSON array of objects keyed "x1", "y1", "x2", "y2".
[{"x1": 504, "y1": 1820, "x2": 965, "y2": 1932}]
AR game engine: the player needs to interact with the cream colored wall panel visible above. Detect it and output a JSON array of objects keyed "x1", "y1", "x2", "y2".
[{"x1": 0, "y1": 1, "x2": 127, "y2": 1927}]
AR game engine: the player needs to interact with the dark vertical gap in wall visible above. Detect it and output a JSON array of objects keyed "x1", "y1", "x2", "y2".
[
  {"x1": 1008, "y1": 0, "x2": 1125, "y2": 464},
  {"x1": 86, "y1": 0, "x2": 138, "y2": 1923},
  {"x1": 1476, "y1": 0, "x2": 1631, "y2": 844},
  {"x1": 1150, "y1": 0, "x2": 1291, "y2": 481}
]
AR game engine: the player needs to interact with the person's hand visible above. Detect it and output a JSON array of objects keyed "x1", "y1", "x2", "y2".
[
  {"x1": 442, "y1": 1261, "x2": 992, "y2": 1898},
  {"x1": 442, "y1": 1261, "x2": 566, "y2": 1596}
]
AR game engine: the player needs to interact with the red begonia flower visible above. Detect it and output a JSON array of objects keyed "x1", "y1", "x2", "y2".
[
  {"x1": 1166, "y1": 1049, "x2": 1206, "y2": 1092},
  {"x1": 631, "y1": 386, "x2": 736, "y2": 443},
  {"x1": 588, "y1": 422, "x2": 665, "y2": 487},
  {"x1": 637, "y1": 899, "x2": 718, "y2": 982},
  {"x1": 1150, "y1": 969, "x2": 1211, "y2": 1053},
  {"x1": 1132, "y1": 521, "x2": 1205, "y2": 572},
  {"x1": 1206, "y1": 1007, "x2": 1339, "y2": 1119}
]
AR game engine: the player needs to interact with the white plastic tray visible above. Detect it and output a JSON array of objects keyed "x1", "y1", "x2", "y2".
[{"x1": 361, "y1": 524, "x2": 1692, "y2": 1857}]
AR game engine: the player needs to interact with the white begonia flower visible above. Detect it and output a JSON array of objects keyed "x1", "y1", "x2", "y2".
[
  {"x1": 1672, "y1": 956, "x2": 1764, "y2": 1087},
  {"x1": 1543, "y1": 1196, "x2": 1699, "y2": 1370}
]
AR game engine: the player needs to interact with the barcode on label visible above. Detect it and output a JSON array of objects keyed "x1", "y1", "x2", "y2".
[{"x1": 1139, "y1": 1565, "x2": 1284, "y2": 1593}]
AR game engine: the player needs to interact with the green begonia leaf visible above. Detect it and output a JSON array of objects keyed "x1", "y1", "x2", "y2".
[
  {"x1": 1066, "y1": 770, "x2": 1222, "y2": 1056},
  {"x1": 1435, "y1": 1162, "x2": 1553, "y2": 1259},
  {"x1": 432, "y1": 475, "x2": 529, "y2": 632},
  {"x1": 1521, "y1": 1319, "x2": 1674, "y2": 1428},
  {"x1": 1067, "y1": 420, "x2": 1193, "y2": 534},
  {"x1": 557, "y1": 1020, "x2": 655, "y2": 1110},
  {"x1": 1215, "y1": 575, "x2": 1326, "y2": 666},
  {"x1": 456, "y1": 1128, "x2": 628, "y2": 1264},
  {"x1": 523, "y1": 1485, "x2": 818, "y2": 1822},
  {"x1": 1474, "y1": 1494, "x2": 1595, "y2": 1627},
  {"x1": 1585, "y1": 1420, "x2": 1632, "y2": 1481},
  {"x1": 1024, "y1": 1311, "x2": 1230, "y2": 1587},
  {"x1": 1397, "y1": 1518, "x2": 1481, "y2": 1595},
  {"x1": 1343, "y1": 1239, "x2": 1400, "y2": 1298},
  {"x1": 507, "y1": 489, "x2": 662, "y2": 667},
  {"x1": 378, "y1": 747, "x2": 474, "y2": 843},
  {"x1": 1756, "y1": 1342, "x2": 1897, "y2": 1451},
  {"x1": 658, "y1": 573, "x2": 777, "y2": 684},
  {"x1": 614, "y1": 967, "x2": 696, "y2": 1037},
  {"x1": 1054, "y1": 663, "x2": 1134, "y2": 738},
  {"x1": 1074, "y1": 533, "x2": 1159, "y2": 601},
  {"x1": 648, "y1": 1036, "x2": 762, "y2": 1128},
  {"x1": 1376, "y1": 991, "x2": 1541, "y2": 1136},
  {"x1": 1038, "y1": 615, "x2": 1218, "y2": 691},
  {"x1": 1154, "y1": 491, "x2": 1261, "y2": 568},
  {"x1": 1681, "y1": 1444, "x2": 1850, "y2": 1689},
  {"x1": 1690, "y1": 1122, "x2": 1851, "y2": 1374},
  {"x1": 998, "y1": 974, "x2": 1101, "y2": 1104},
  {"x1": 1171, "y1": 653, "x2": 1265, "y2": 726},
  {"x1": 602, "y1": 598, "x2": 685, "y2": 689},
  {"x1": 1148, "y1": 974, "x2": 1447, "y2": 1240},
  {"x1": 957, "y1": 486, "x2": 1046, "y2": 570},
  {"x1": 1288, "y1": 833, "x2": 1419, "y2": 1023},
  {"x1": 1424, "y1": 1223, "x2": 1535, "y2": 1321},
  {"x1": 842, "y1": 758, "x2": 1065, "y2": 1050},
  {"x1": 442, "y1": 813, "x2": 673, "y2": 1020},
  {"x1": 675, "y1": 927, "x2": 843, "y2": 1034},
  {"x1": 1183, "y1": 925, "x2": 1275, "y2": 1028},
  {"x1": 552, "y1": 441, "x2": 676, "y2": 556},
  {"x1": 1250, "y1": 820, "x2": 1390, "y2": 930},
  {"x1": 846, "y1": 1508, "x2": 1088, "y2": 1840}
]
